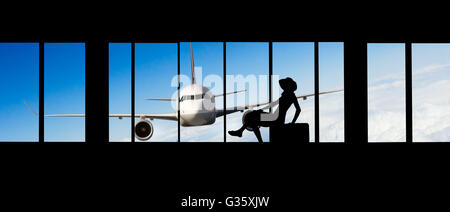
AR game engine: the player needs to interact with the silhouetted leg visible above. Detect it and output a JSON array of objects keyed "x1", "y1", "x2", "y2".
[
  {"x1": 236, "y1": 123, "x2": 248, "y2": 132},
  {"x1": 260, "y1": 121, "x2": 277, "y2": 127},
  {"x1": 252, "y1": 125, "x2": 263, "y2": 143},
  {"x1": 228, "y1": 122, "x2": 248, "y2": 137},
  {"x1": 229, "y1": 112, "x2": 256, "y2": 137}
]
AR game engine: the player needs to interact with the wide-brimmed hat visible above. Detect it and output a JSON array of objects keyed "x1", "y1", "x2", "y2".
[{"x1": 279, "y1": 77, "x2": 297, "y2": 92}]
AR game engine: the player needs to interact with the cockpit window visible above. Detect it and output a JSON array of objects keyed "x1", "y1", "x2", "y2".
[{"x1": 180, "y1": 93, "x2": 210, "y2": 102}]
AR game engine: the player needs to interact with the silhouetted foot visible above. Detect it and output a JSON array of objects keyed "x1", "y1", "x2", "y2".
[{"x1": 228, "y1": 130, "x2": 242, "y2": 137}]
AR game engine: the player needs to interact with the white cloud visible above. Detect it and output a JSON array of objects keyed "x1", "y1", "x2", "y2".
[
  {"x1": 369, "y1": 63, "x2": 450, "y2": 142},
  {"x1": 149, "y1": 126, "x2": 178, "y2": 142},
  {"x1": 319, "y1": 93, "x2": 345, "y2": 142},
  {"x1": 180, "y1": 118, "x2": 224, "y2": 142},
  {"x1": 416, "y1": 63, "x2": 450, "y2": 75}
]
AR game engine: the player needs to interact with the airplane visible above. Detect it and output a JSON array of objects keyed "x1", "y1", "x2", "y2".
[{"x1": 25, "y1": 42, "x2": 343, "y2": 141}]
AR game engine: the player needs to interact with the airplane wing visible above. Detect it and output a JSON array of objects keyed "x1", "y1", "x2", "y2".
[
  {"x1": 144, "y1": 98, "x2": 176, "y2": 101},
  {"x1": 44, "y1": 113, "x2": 178, "y2": 121},
  {"x1": 144, "y1": 89, "x2": 246, "y2": 101},
  {"x1": 294, "y1": 88, "x2": 343, "y2": 100},
  {"x1": 215, "y1": 89, "x2": 343, "y2": 117},
  {"x1": 24, "y1": 102, "x2": 178, "y2": 121},
  {"x1": 214, "y1": 89, "x2": 246, "y2": 97}
]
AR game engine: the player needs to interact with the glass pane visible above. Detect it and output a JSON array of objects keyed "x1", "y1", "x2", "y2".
[
  {"x1": 226, "y1": 42, "x2": 269, "y2": 142},
  {"x1": 0, "y1": 43, "x2": 39, "y2": 141},
  {"x1": 180, "y1": 42, "x2": 224, "y2": 142},
  {"x1": 273, "y1": 42, "x2": 315, "y2": 142},
  {"x1": 319, "y1": 42, "x2": 345, "y2": 142},
  {"x1": 413, "y1": 44, "x2": 450, "y2": 142},
  {"x1": 367, "y1": 44, "x2": 405, "y2": 142},
  {"x1": 109, "y1": 43, "x2": 131, "y2": 142},
  {"x1": 44, "y1": 43, "x2": 85, "y2": 141},
  {"x1": 135, "y1": 43, "x2": 178, "y2": 142}
]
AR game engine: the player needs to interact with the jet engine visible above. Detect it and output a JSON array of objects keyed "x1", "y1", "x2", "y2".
[{"x1": 135, "y1": 119, "x2": 154, "y2": 141}]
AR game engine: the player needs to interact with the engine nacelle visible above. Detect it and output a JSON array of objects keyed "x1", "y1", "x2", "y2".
[{"x1": 135, "y1": 119, "x2": 154, "y2": 141}]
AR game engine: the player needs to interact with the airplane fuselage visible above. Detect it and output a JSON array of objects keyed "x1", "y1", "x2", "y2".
[{"x1": 179, "y1": 84, "x2": 216, "y2": 126}]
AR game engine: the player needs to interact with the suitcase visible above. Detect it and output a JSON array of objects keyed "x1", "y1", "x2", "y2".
[{"x1": 270, "y1": 123, "x2": 309, "y2": 143}]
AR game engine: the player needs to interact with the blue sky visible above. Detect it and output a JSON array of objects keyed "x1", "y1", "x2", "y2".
[
  {"x1": 0, "y1": 43, "x2": 39, "y2": 141},
  {"x1": 1, "y1": 42, "x2": 448, "y2": 142},
  {"x1": 44, "y1": 43, "x2": 85, "y2": 141},
  {"x1": 109, "y1": 43, "x2": 131, "y2": 141}
]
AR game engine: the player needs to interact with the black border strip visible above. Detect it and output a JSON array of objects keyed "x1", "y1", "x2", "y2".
[
  {"x1": 4, "y1": 39, "x2": 450, "y2": 43},
  {"x1": 344, "y1": 41, "x2": 368, "y2": 143}
]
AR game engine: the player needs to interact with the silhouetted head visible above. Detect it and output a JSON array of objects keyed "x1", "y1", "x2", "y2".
[{"x1": 279, "y1": 77, "x2": 297, "y2": 92}]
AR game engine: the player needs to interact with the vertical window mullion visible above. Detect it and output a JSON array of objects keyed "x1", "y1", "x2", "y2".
[
  {"x1": 314, "y1": 41, "x2": 319, "y2": 143},
  {"x1": 39, "y1": 42, "x2": 44, "y2": 143},
  {"x1": 131, "y1": 42, "x2": 135, "y2": 143},
  {"x1": 405, "y1": 42, "x2": 412, "y2": 143},
  {"x1": 177, "y1": 42, "x2": 180, "y2": 143},
  {"x1": 269, "y1": 42, "x2": 273, "y2": 114},
  {"x1": 223, "y1": 42, "x2": 227, "y2": 143}
]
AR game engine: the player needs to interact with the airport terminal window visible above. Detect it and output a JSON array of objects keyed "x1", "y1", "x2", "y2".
[
  {"x1": 367, "y1": 44, "x2": 406, "y2": 142},
  {"x1": 109, "y1": 43, "x2": 132, "y2": 142},
  {"x1": 135, "y1": 43, "x2": 178, "y2": 142},
  {"x1": 44, "y1": 43, "x2": 85, "y2": 142},
  {"x1": 0, "y1": 43, "x2": 39, "y2": 141},
  {"x1": 319, "y1": 42, "x2": 344, "y2": 142},
  {"x1": 273, "y1": 42, "x2": 315, "y2": 142},
  {"x1": 180, "y1": 42, "x2": 224, "y2": 142},
  {"x1": 226, "y1": 42, "x2": 269, "y2": 142},
  {"x1": 412, "y1": 44, "x2": 450, "y2": 142},
  {"x1": 5, "y1": 40, "x2": 450, "y2": 143}
]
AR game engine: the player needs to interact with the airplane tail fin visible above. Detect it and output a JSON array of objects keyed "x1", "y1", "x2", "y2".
[
  {"x1": 24, "y1": 101, "x2": 38, "y2": 116},
  {"x1": 190, "y1": 42, "x2": 196, "y2": 84}
]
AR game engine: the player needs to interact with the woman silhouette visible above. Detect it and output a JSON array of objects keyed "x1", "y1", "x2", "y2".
[{"x1": 228, "y1": 77, "x2": 301, "y2": 142}]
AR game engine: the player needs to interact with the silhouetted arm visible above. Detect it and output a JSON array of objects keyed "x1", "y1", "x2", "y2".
[{"x1": 291, "y1": 97, "x2": 301, "y2": 124}]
